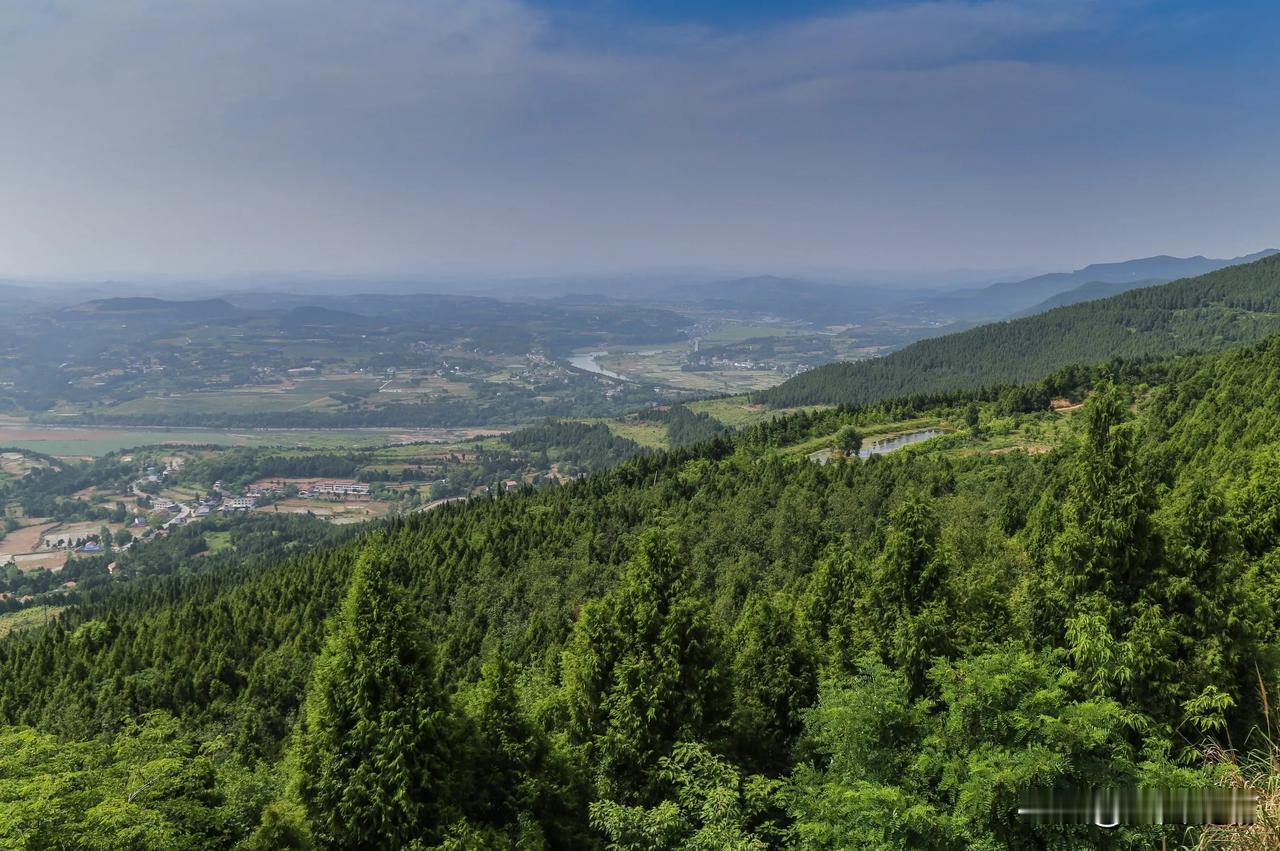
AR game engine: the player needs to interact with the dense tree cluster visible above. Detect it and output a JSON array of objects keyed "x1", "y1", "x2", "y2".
[
  {"x1": 0, "y1": 449, "x2": 135, "y2": 521},
  {"x1": 179, "y1": 449, "x2": 366, "y2": 492},
  {"x1": 758, "y1": 252, "x2": 1280, "y2": 408},
  {"x1": 6, "y1": 335, "x2": 1280, "y2": 845},
  {"x1": 638, "y1": 404, "x2": 729, "y2": 448},
  {"x1": 504, "y1": 420, "x2": 647, "y2": 470}
]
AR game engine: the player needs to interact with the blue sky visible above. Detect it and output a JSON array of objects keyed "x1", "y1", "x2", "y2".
[{"x1": 0, "y1": 0, "x2": 1277, "y2": 282}]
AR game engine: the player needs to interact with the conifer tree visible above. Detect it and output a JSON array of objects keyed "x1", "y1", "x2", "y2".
[
  {"x1": 868, "y1": 494, "x2": 951, "y2": 696},
  {"x1": 729, "y1": 593, "x2": 816, "y2": 775},
  {"x1": 290, "y1": 538, "x2": 451, "y2": 849},
  {"x1": 1045, "y1": 382, "x2": 1157, "y2": 611},
  {"x1": 560, "y1": 528, "x2": 727, "y2": 805}
]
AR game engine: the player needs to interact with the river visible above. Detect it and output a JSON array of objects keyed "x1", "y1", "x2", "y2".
[{"x1": 568, "y1": 351, "x2": 627, "y2": 381}]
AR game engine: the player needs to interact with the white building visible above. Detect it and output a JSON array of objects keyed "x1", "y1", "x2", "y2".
[{"x1": 309, "y1": 481, "x2": 370, "y2": 498}]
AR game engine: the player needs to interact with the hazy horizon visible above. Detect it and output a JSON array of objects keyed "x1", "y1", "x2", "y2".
[{"x1": 6, "y1": 249, "x2": 1277, "y2": 298}]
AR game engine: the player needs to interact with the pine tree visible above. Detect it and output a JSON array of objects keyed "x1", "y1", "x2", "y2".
[
  {"x1": 1046, "y1": 382, "x2": 1158, "y2": 612},
  {"x1": 869, "y1": 494, "x2": 951, "y2": 697},
  {"x1": 560, "y1": 528, "x2": 727, "y2": 805},
  {"x1": 729, "y1": 593, "x2": 816, "y2": 775},
  {"x1": 290, "y1": 538, "x2": 452, "y2": 849}
]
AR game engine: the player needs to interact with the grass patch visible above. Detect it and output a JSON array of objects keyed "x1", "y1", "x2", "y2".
[
  {"x1": 605, "y1": 419, "x2": 669, "y2": 449},
  {"x1": 686, "y1": 397, "x2": 831, "y2": 429},
  {"x1": 203, "y1": 531, "x2": 233, "y2": 554},
  {"x1": 698, "y1": 322, "x2": 804, "y2": 344},
  {"x1": 0, "y1": 606, "x2": 65, "y2": 638}
]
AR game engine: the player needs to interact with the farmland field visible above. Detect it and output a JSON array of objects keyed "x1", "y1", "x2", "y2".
[
  {"x1": 98, "y1": 378, "x2": 380, "y2": 416},
  {"x1": 598, "y1": 416, "x2": 668, "y2": 448},
  {"x1": 0, "y1": 521, "x2": 58, "y2": 556},
  {"x1": 0, "y1": 420, "x2": 513, "y2": 457}
]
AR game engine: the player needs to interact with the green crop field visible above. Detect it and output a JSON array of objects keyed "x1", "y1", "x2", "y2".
[
  {"x1": 603, "y1": 419, "x2": 668, "y2": 448},
  {"x1": 102, "y1": 381, "x2": 374, "y2": 416},
  {"x1": 0, "y1": 606, "x2": 65, "y2": 639},
  {"x1": 698, "y1": 321, "x2": 805, "y2": 343},
  {"x1": 0, "y1": 424, "x2": 495, "y2": 457}
]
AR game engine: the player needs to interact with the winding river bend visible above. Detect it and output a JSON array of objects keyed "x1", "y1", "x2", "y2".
[{"x1": 568, "y1": 351, "x2": 627, "y2": 380}]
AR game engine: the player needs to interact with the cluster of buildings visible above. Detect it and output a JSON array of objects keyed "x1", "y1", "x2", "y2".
[
  {"x1": 305, "y1": 481, "x2": 370, "y2": 498},
  {"x1": 687, "y1": 355, "x2": 775, "y2": 371},
  {"x1": 141, "y1": 457, "x2": 184, "y2": 484},
  {"x1": 197, "y1": 480, "x2": 371, "y2": 515}
]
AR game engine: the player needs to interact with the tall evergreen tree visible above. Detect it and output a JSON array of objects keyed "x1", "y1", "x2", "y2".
[
  {"x1": 560, "y1": 528, "x2": 728, "y2": 805},
  {"x1": 289, "y1": 538, "x2": 452, "y2": 849},
  {"x1": 868, "y1": 495, "x2": 951, "y2": 697},
  {"x1": 729, "y1": 593, "x2": 816, "y2": 775}
]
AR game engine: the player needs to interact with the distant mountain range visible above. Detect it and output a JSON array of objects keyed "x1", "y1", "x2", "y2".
[
  {"x1": 39, "y1": 249, "x2": 1280, "y2": 335},
  {"x1": 678, "y1": 275, "x2": 913, "y2": 324},
  {"x1": 61, "y1": 297, "x2": 243, "y2": 323},
  {"x1": 756, "y1": 250, "x2": 1280, "y2": 408},
  {"x1": 923, "y1": 249, "x2": 1279, "y2": 321},
  {"x1": 50, "y1": 291, "x2": 691, "y2": 350},
  {"x1": 622, "y1": 251, "x2": 1280, "y2": 327}
]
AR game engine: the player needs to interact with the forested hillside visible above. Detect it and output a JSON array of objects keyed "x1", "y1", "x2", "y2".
[
  {"x1": 1013, "y1": 278, "x2": 1157, "y2": 316},
  {"x1": 758, "y1": 251, "x2": 1280, "y2": 408},
  {"x1": 921, "y1": 248, "x2": 1278, "y2": 320},
  {"x1": 8, "y1": 335, "x2": 1280, "y2": 847}
]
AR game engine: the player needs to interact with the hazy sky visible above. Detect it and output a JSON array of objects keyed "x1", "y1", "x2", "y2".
[{"x1": 1, "y1": 0, "x2": 1277, "y2": 281}]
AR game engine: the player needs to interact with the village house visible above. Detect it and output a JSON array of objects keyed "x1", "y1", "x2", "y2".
[{"x1": 307, "y1": 481, "x2": 371, "y2": 498}]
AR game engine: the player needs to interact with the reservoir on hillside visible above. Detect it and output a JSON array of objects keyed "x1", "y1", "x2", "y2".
[
  {"x1": 859, "y1": 428, "x2": 943, "y2": 458},
  {"x1": 808, "y1": 428, "x2": 944, "y2": 465}
]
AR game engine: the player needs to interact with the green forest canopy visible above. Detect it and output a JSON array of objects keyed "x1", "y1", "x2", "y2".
[
  {"x1": 7, "y1": 334, "x2": 1280, "y2": 846},
  {"x1": 757, "y1": 251, "x2": 1280, "y2": 408}
]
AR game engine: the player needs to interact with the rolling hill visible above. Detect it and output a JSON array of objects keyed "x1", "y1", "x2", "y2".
[
  {"x1": 61, "y1": 296, "x2": 245, "y2": 324},
  {"x1": 923, "y1": 248, "x2": 1278, "y2": 320},
  {"x1": 1012, "y1": 278, "x2": 1160, "y2": 317},
  {"x1": 757, "y1": 250, "x2": 1280, "y2": 408},
  {"x1": 681, "y1": 275, "x2": 911, "y2": 324}
]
